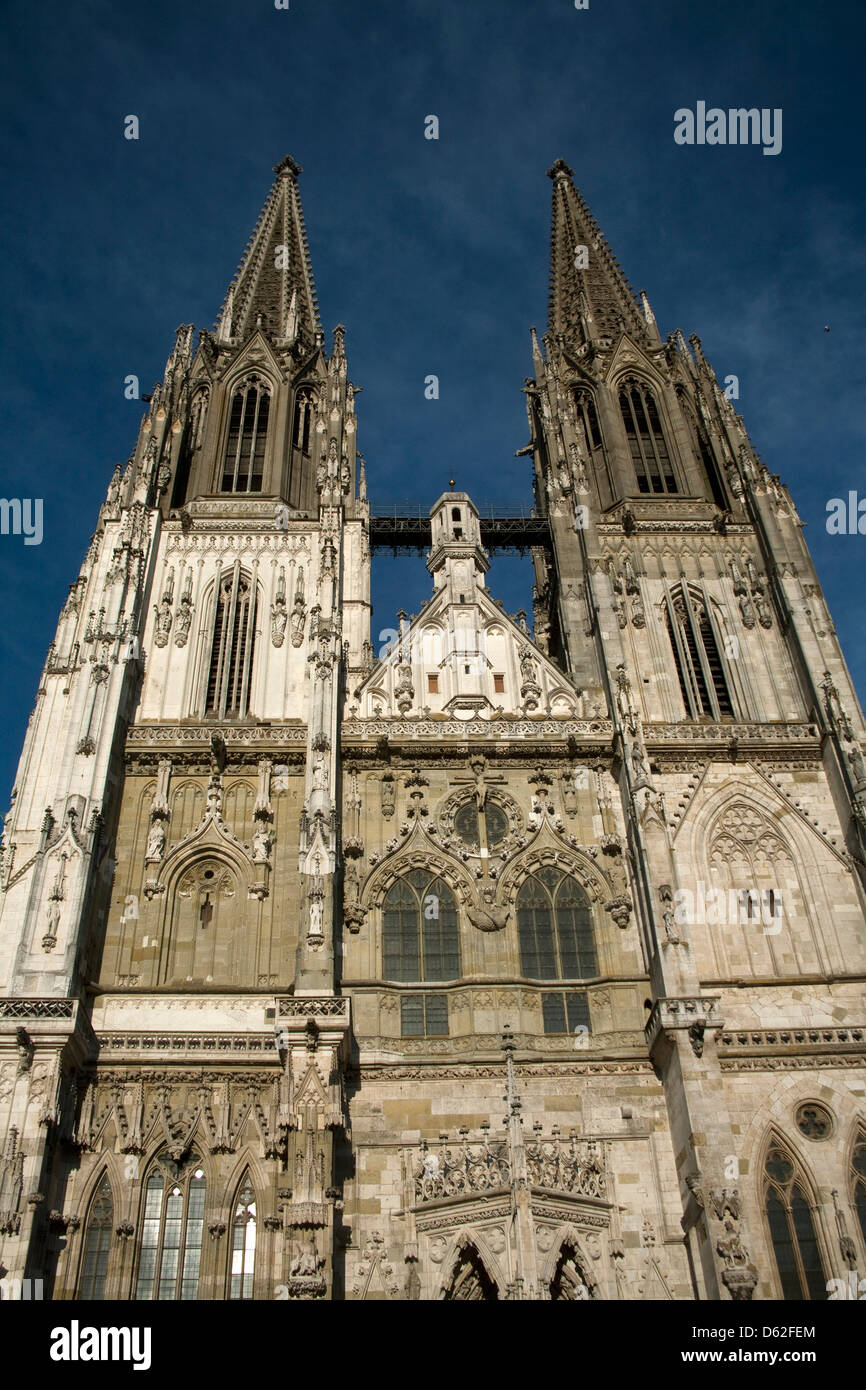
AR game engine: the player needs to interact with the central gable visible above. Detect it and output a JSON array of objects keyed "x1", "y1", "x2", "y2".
[{"x1": 349, "y1": 585, "x2": 581, "y2": 721}]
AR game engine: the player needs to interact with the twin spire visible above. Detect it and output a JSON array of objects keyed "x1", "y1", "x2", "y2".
[
  {"x1": 214, "y1": 155, "x2": 322, "y2": 349},
  {"x1": 214, "y1": 154, "x2": 646, "y2": 360},
  {"x1": 546, "y1": 157, "x2": 653, "y2": 353}
]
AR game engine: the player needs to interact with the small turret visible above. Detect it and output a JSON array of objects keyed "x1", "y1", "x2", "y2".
[{"x1": 426, "y1": 489, "x2": 489, "y2": 601}]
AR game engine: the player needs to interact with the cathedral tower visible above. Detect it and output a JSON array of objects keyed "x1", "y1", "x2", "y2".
[{"x1": 0, "y1": 157, "x2": 864, "y2": 1303}]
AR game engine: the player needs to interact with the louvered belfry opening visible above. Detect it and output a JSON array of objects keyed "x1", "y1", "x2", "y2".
[
  {"x1": 619, "y1": 378, "x2": 677, "y2": 494},
  {"x1": 665, "y1": 584, "x2": 734, "y2": 720},
  {"x1": 205, "y1": 567, "x2": 257, "y2": 719},
  {"x1": 221, "y1": 377, "x2": 270, "y2": 493},
  {"x1": 574, "y1": 388, "x2": 604, "y2": 457},
  {"x1": 292, "y1": 387, "x2": 314, "y2": 454}
]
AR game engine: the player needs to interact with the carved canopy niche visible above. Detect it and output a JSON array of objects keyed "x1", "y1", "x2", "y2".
[{"x1": 164, "y1": 859, "x2": 242, "y2": 985}]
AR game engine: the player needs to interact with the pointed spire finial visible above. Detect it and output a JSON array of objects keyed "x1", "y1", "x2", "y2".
[
  {"x1": 547, "y1": 158, "x2": 574, "y2": 181},
  {"x1": 274, "y1": 154, "x2": 303, "y2": 178}
]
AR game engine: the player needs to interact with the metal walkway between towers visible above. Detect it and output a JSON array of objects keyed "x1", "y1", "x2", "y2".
[{"x1": 369, "y1": 502, "x2": 552, "y2": 554}]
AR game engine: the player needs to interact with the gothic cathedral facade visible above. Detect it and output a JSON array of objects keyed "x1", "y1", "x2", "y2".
[{"x1": 1, "y1": 156, "x2": 865, "y2": 1302}]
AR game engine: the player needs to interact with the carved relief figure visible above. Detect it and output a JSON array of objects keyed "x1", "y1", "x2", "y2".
[{"x1": 146, "y1": 819, "x2": 166, "y2": 861}]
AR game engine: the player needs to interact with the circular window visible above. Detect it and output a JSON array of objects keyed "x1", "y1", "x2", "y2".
[
  {"x1": 454, "y1": 802, "x2": 481, "y2": 850},
  {"x1": 795, "y1": 1102, "x2": 834, "y2": 1141},
  {"x1": 454, "y1": 801, "x2": 509, "y2": 852},
  {"x1": 484, "y1": 803, "x2": 508, "y2": 848}
]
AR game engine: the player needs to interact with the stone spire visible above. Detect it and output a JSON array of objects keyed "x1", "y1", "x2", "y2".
[
  {"x1": 546, "y1": 158, "x2": 648, "y2": 352},
  {"x1": 213, "y1": 155, "x2": 322, "y2": 349}
]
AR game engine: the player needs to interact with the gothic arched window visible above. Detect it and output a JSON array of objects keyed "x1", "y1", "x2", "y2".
[
  {"x1": 205, "y1": 568, "x2": 257, "y2": 719},
  {"x1": 517, "y1": 867, "x2": 598, "y2": 980},
  {"x1": 763, "y1": 1144, "x2": 826, "y2": 1300},
  {"x1": 665, "y1": 584, "x2": 734, "y2": 719},
  {"x1": 221, "y1": 377, "x2": 270, "y2": 493},
  {"x1": 135, "y1": 1155, "x2": 206, "y2": 1301},
  {"x1": 851, "y1": 1136, "x2": 866, "y2": 1252},
  {"x1": 172, "y1": 387, "x2": 209, "y2": 509},
  {"x1": 382, "y1": 870, "x2": 460, "y2": 982},
  {"x1": 550, "y1": 1243, "x2": 591, "y2": 1300},
  {"x1": 619, "y1": 379, "x2": 677, "y2": 494},
  {"x1": 229, "y1": 1177, "x2": 257, "y2": 1301},
  {"x1": 677, "y1": 390, "x2": 727, "y2": 510},
  {"x1": 574, "y1": 389, "x2": 604, "y2": 461},
  {"x1": 443, "y1": 1244, "x2": 499, "y2": 1300},
  {"x1": 78, "y1": 1174, "x2": 113, "y2": 1300},
  {"x1": 291, "y1": 388, "x2": 314, "y2": 455}
]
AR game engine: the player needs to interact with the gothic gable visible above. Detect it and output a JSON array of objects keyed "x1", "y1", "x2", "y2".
[{"x1": 351, "y1": 585, "x2": 580, "y2": 722}]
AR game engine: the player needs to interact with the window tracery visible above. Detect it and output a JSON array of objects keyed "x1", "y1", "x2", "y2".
[
  {"x1": 619, "y1": 378, "x2": 677, "y2": 494},
  {"x1": 517, "y1": 867, "x2": 598, "y2": 980},
  {"x1": 204, "y1": 568, "x2": 257, "y2": 719},
  {"x1": 763, "y1": 1142, "x2": 826, "y2": 1300},
  {"x1": 229, "y1": 1176, "x2": 257, "y2": 1300},
  {"x1": 221, "y1": 377, "x2": 270, "y2": 493},
  {"x1": 135, "y1": 1153, "x2": 206, "y2": 1301},
  {"x1": 665, "y1": 584, "x2": 734, "y2": 719},
  {"x1": 382, "y1": 869, "x2": 460, "y2": 983},
  {"x1": 851, "y1": 1134, "x2": 866, "y2": 1252},
  {"x1": 77, "y1": 1173, "x2": 113, "y2": 1300}
]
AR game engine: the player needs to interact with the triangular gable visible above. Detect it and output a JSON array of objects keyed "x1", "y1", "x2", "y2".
[{"x1": 352, "y1": 584, "x2": 580, "y2": 721}]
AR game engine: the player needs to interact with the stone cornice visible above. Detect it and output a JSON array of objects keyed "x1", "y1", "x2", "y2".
[
  {"x1": 643, "y1": 721, "x2": 819, "y2": 746},
  {"x1": 351, "y1": 1059, "x2": 655, "y2": 1079},
  {"x1": 127, "y1": 723, "x2": 306, "y2": 749},
  {"x1": 94, "y1": 1031, "x2": 280, "y2": 1059},
  {"x1": 597, "y1": 519, "x2": 753, "y2": 536},
  {"x1": 342, "y1": 717, "x2": 613, "y2": 742},
  {"x1": 718, "y1": 1025, "x2": 865, "y2": 1055},
  {"x1": 720, "y1": 1054, "x2": 866, "y2": 1073}
]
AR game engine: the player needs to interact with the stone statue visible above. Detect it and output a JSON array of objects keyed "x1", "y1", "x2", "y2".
[
  {"x1": 312, "y1": 753, "x2": 328, "y2": 792},
  {"x1": 290, "y1": 1235, "x2": 320, "y2": 1277},
  {"x1": 467, "y1": 890, "x2": 511, "y2": 933},
  {"x1": 106, "y1": 465, "x2": 122, "y2": 509},
  {"x1": 174, "y1": 595, "x2": 193, "y2": 647},
  {"x1": 146, "y1": 820, "x2": 166, "y2": 861},
  {"x1": 271, "y1": 602, "x2": 288, "y2": 649},
  {"x1": 422, "y1": 1153, "x2": 440, "y2": 1180},
  {"x1": 153, "y1": 595, "x2": 172, "y2": 647},
  {"x1": 290, "y1": 592, "x2": 306, "y2": 647},
  {"x1": 518, "y1": 647, "x2": 535, "y2": 680},
  {"x1": 251, "y1": 824, "x2": 272, "y2": 864},
  {"x1": 847, "y1": 741, "x2": 866, "y2": 785},
  {"x1": 630, "y1": 741, "x2": 649, "y2": 785},
  {"x1": 43, "y1": 901, "x2": 61, "y2": 950},
  {"x1": 206, "y1": 778, "x2": 222, "y2": 818}
]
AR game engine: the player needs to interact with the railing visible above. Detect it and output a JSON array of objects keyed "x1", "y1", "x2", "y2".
[{"x1": 369, "y1": 501, "x2": 552, "y2": 553}]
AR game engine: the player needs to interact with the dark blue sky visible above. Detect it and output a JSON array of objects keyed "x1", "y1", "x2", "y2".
[{"x1": 1, "y1": 0, "x2": 864, "y2": 805}]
